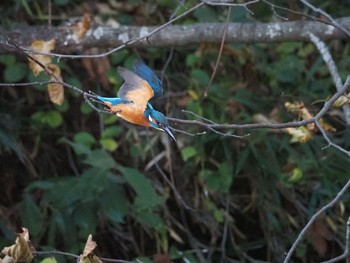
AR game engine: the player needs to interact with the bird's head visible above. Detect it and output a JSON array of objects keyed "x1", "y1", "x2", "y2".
[{"x1": 146, "y1": 109, "x2": 176, "y2": 141}]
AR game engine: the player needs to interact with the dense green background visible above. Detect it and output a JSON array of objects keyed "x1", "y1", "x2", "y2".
[{"x1": 1, "y1": 1, "x2": 349, "y2": 262}]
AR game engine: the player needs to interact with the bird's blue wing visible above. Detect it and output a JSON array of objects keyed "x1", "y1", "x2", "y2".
[
  {"x1": 116, "y1": 67, "x2": 155, "y2": 111},
  {"x1": 133, "y1": 60, "x2": 163, "y2": 98}
]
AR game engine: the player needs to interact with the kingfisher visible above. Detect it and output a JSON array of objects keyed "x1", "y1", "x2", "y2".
[{"x1": 95, "y1": 60, "x2": 176, "y2": 141}]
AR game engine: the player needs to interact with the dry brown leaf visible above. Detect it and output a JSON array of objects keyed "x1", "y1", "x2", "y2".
[
  {"x1": 2, "y1": 227, "x2": 34, "y2": 263},
  {"x1": 285, "y1": 101, "x2": 316, "y2": 131},
  {"x1": 1, "y1": 255, "x2": 15, "y2": 263},
  {"x1": 73, "y1": 14, "x2": 91, "y2": 41},
  {"x1": 82, "y1": 235, "x2": 97, "y2": 258},
  {"x1": 153, "y1": 254, "x2": 172, "y2": 263},
  {"x1": 319, "y1": 119, "x2": 336, "y2": 132},
  {"x1": 28, "y1": 39, "x2": 56, "y2": 76},
  {"x1": 168, "y1": 227, "x2": 184, "y2": 244},
  {"x1": 333, "y1": 94, "x2": 350, "y2": 107},
  {"x1": 285, "y1": 127, "x2": 313, "y2": 143},
  {"x1": 79, "y1": 235, "x2": 102, "y2": 263},
  {"x1": 284, "y1": 101, "x2": 335, "y2": 142},
  {"x1": 47, "y1": 64, "x2": 64, "y2": 105},
  {"x1": 307, "y1": 216, "x2": 332, "y2": 257}
]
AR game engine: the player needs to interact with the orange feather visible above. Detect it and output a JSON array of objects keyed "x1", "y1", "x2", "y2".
[
  {"x1": 117, "y1": 68, "x2": 154, "y2": 112},
  {"x1": 109, "y1": 103, "x2": 150, "y2": 127}
]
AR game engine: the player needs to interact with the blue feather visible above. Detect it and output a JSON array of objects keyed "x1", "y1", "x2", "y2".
[
  {"x1": 97, "y1": 96, "x2": 130, "y2": 106},
  {"x1": 133, "y1": 60, "x2": 163, "y2": 98}
]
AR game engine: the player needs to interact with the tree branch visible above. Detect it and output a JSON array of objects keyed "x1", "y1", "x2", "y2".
[
  {"x1": 283, "y1": 179, "x2": 350, "y2": 263},
  {"x1": 1, "y1": 17, "x2": 350, "y2": 54}
]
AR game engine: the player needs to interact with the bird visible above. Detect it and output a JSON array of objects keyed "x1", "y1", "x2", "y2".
[{"x1": 95, "y1": 60, "x2": 176, "y2": 141}]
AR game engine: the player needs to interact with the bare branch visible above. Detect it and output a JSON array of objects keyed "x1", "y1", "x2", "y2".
[
  {"x1": 167, "y1": 75, "x2": 350, "y2": 135},
  {"x1": 321, "y1": 215, "x2": 350, "y2": 263},
  {"x1": 308, "y1": 32, "x2": 350, "y2": 125},
  {"x1": 204, "y1": 7, "x2": 231, "y2": 97},
  {"x1": 1, "y1": 17, "x2": 350, "y2": 55},
  {"x1": 283, "y1": 179, "x2": 350, "y2": 263},
  {"x1": 299, "y1": 0, "x2": 350, "y2": 37}
]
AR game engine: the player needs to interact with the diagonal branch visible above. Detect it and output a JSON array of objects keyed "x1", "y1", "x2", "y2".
[
  {"x1": 283, "y1": 179, "x2": 350, "y2": 263},
  {"x1": 167, "y1": 75, "x2": 350, "y2": 133}
]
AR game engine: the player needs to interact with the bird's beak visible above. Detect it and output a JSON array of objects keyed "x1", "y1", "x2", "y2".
[{"x1": 163, "y1": 126, "x2": 176, "y2": 141}]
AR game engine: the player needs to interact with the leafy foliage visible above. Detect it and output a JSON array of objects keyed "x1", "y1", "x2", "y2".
[{"x1": 0, "y1": 1, "x2": 349, "y2": 263}]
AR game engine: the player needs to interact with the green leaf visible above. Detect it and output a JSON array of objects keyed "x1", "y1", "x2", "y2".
[
  {"x1": 54, "y1": 0, "x2": 69, "y2": 7},
  {"x1": 218, "y1": 162, "x2": 233, "y2": 191},
  {"x1": 21, "y1": 195, "x2": 43, "y2": 237},
  {"x1": 191, "y1": 69, "x2": 210, "y2": 87},
  {"x1": 73, "y1": 205, "x2": 97, "y2": 238},
  {"x1": 101, "y1": 125, "x2": 122, "y2": 138},
  {"x1": 101, "y1": 185, "x2": 128, "y2": 224},
  {"x1": 46, "y1": 110, "x2": 63, "y2": 128},
  {"x1": 111, "y1": 49, "x2": 129, "y2": 65},
  {"x1": 74, "y1": 132, "x2": 96, "y2": 148},
  {"x1": 100, "y1": 138, "x2": 118, "y2": 152},
  {"x1": 31, "y1": 110, "x2": 63, "y2": 128},
  {"x1": 4, "y1": 63, "x2": 27, "y2": 82},
  {"x1": 200, "y1": 162, "x2": 233, "y2": 193},
  {"x1": 0, "y1": 128, "x2": 25, "y2": 161},
  {"x1": 133, "y1": 257, "x2": 153, "y2": 263},
  {"x1": 122, "y1": 168, "x2": 163, "y2": 209},
  {"x1": 181, "y1": 146, "x2": 197, "y2": 161},
  {"x1": 186, "y1": 54, "x2": 200, "y2": 67},
  {"x1": 65, "y1": 76, "x2": 82, "y2": 93},
  {"x1": 55, "y1": 99, "x2": 69, "y2": 112},
  {"x1": 0, "y1": 54, "x2": 16, "y2": 66},
  {"x1": 26, "y1": 181, "x2": 55, "y2": 192},
  {"x1": 59, "y1": 137, "x2": 91, "y2": 155},
  {"x1": 134, "y1": 209, "x2": 164, "y2": 230},
  {"x1": 193, "y1": 6, "x2": 218, "y2": 22},
  {"x1": 40, "y1": 257, "x2": 58, "y2": 263},
  {"x1": 287, "y1": 167, "x2": 303, "y2": 183},
  {"x1": 80, "y1": 102, "x2": 93, "y2": 114},
  {"x1": 103, "y1": 114, "x2": 119, "y2": 125},
  {"x1": 84, "y1": 150, "x2": 116, "y2": 169},
  {"x1": 276, "y1": 42, "x2": 302, "y2": 54},
  {"x1": 28, "y1": 71, "x2": 50, "y2": 91}
]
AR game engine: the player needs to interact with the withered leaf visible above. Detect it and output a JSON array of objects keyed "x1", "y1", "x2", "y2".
[
  {"x1": 285, "y1": 127, "x2": 313, "y2": 143},
  {"x1": 153, "y1": 254, "x2": 172, "y2": 263},
  {"x1": 1, "y1": 227, "x2": 34, "y2": 263},
  {"x1": 47, "y1": 64, "x2": 64, "y2": 105},
  {"x1": 79, "y1": 235, "x2": 102, "y2": 263},
  {"x1": 284, "y1": 101, "x2": 335, "y2": 142},
  {"x1": 333, "y1": 94, "x2": 350, "y2": 107},
  {"x1": 73, "y1": 14, "x2": 91, "y2": 41},
  {"x1": 319, "y1": 119, "x2": 336, "y2": 132},
  {"x1": 28, "y1": 39, "x2": 56, "y2": 76},
  {"x1": 307, "y1": 216, "x2": 332, "y2": 257},
  {"x1": 1, "y1": 255, "x2": 15, "y2": 263}
]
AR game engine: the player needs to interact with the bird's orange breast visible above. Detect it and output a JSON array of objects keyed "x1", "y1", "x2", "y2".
[{"x1": 109, "y1": 104, "x2": 150, "y2": 127}]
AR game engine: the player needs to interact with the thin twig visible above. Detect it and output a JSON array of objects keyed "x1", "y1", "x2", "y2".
[
  {"x1": 308, "y1": 32, "x2": 350, "y2": 125},
  {"x1": 168, "y1": 76, "x2": 350, "y2": 132},
  {"x1": 299, "y1": 0, "x2": 350, "y2": 38},
  {"x1": 283, "y1": 179, "x2": 350, "y2": 262},
  {"x1": 204, "y1": 6, "x2": 231, "y2": 97},
  {"x1": 315, "y1": 120, "x2": 350, "y2": 157}
]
